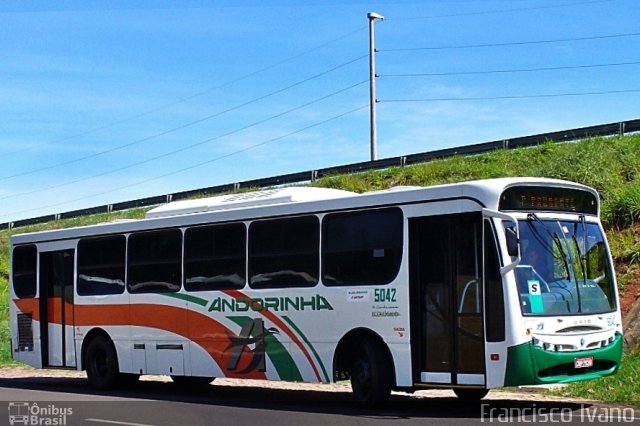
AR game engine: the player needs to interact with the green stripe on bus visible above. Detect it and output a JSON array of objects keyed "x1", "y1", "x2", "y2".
[
  {"x1": 283, "y1": 315, "x2": 329, "y2": 382},
  {"x1": 160, "y1": 292, "x2": 209, "y2": 307},
  {"x1": 228, "y1": 316, "x2": 303, "y2": 382}
]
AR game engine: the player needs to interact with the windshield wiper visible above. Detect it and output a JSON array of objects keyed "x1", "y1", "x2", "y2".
[
  {"x1": 572, "y1": 215, "x2": 588, "y2": 313},
  {"x1": 572, "y1": 216, "x2": 588, "y2": 278},
  {"x1": 527, "y1": 213, "x2": 571, "y2": 280}
]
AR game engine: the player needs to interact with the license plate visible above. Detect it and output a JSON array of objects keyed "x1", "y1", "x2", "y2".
[{"x1": 574, "y1": 356, "x2": 594, "y2": 369}]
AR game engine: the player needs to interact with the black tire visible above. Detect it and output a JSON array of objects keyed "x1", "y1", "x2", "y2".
[
  {"x1": 170, "y1": 376, "x2": 215, "y2": 388},
  {"x1": 350, "y1": 338, "x2": 393, "y2": 407},
  {"x1": 85, "y1": 335, "x2": 121, "y2": 390},
  {"x1": 454, "y1": 388, "x2": 489, "y2": 401}
]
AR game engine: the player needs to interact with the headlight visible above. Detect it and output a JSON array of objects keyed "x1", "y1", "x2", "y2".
[{"x1": 543, "y1": 343, "x2": 556, "y2": 352}]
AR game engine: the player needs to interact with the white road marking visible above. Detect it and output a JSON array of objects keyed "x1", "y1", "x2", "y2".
[{"x1": 85, "y1": 418, "x2": 158, "y2": 426}]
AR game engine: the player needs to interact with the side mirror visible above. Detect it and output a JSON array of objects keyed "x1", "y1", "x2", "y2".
[
  {"x1": 483, "y1": 209, "x2": 521, "y2": 276},
  {"x1": 505, "y1": 225, "x2": 519, "y2": 258}
]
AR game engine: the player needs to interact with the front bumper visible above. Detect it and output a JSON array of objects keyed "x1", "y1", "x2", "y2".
[{"x1": 504, "y1": 333, "x2": 623, "y2": 386}]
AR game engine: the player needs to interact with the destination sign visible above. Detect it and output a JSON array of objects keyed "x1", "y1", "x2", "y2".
[{"x1": 499, "y1": 186, "x2": 598, "y2": 215}]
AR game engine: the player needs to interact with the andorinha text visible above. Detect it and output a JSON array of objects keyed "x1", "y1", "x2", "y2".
[{"x1": 208, "y1": 295, "x2": 334, "y2": 312}]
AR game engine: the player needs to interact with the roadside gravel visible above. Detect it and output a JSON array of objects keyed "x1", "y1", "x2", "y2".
[{"x1": 0, "y1": 365, "x2": 585, "y2": 403}]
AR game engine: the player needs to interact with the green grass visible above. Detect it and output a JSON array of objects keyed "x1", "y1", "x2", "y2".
[
  {"x1": 549, "y1": 351, "x2": 640, "y2": 406},
  {"x1": 0, "y1": 285, "x2": 10, "y2": 364},
  {"x1": 606, "y1": 229, "x2": 639, "y2": 294},
  {"x1": 605, "y1": 179, "x2": 640, "y2": 228},
  {"x1": 2, "y1": 134, "x2": 640, "y2": 401}
]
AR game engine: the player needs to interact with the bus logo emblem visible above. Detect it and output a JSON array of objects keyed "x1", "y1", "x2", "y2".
[{"x1": 225, "y1": 318, "x2": 278, "y2": 374}]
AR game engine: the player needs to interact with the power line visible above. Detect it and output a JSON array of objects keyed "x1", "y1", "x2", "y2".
[
  {"x1": 378, "y1": 32, "x2": 640, "y2": 52},
  {"x1": 102, "y1": 105, "x2": 369, "y2": 199},
  {"x1": 2, "y1": 25, "x2": 367, "y2": 159},
  {"x1": 0, "y1": 54, "x2": 368, "y2": 182},
  {"x1": 0, "y1": 80, "x2": 368, "y2": 202},
  {"x1": 380, "y1": 88, "x2": 640, "y2": 103},
  {"x1": 379, "y1": 60, "x2": 640, "y2": 77},
  {"x1": 385, "y1": 0, "x2": 616, "y2": 20},
  {"x1": 0, "y1": 104, "x2": 368, "y2": 219}
]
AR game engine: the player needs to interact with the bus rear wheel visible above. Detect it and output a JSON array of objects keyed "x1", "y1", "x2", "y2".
[
  {"x1": 85, "y1": 335, "x2": 121, "y2": 390},
  {"x1": 350, "y1": 338, "x2": 392, "y2": 407}
]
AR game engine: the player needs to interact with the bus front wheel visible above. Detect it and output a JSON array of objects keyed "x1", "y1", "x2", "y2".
[
  {"x1": 85, "y1": 335, "x2": 121, "y2": 390},
  {"x1": 350, "y1": 338, "x2": 392, "y2": 407}
]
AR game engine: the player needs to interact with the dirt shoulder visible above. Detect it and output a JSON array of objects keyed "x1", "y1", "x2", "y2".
[{"x1": 0, "y1": 365, "x2": 607, "y2": 405}]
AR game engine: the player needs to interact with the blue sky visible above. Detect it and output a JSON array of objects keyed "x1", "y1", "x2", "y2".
[{"x1": 1, "y1": 0, "x2": 638, "y2": 223}]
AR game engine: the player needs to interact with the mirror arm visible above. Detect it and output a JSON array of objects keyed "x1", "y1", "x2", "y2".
[{"x1": 482, "y1": 208, "x2": 521, "y2": 276}]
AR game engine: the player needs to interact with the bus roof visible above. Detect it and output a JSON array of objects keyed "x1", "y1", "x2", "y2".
[
  {"x1": 145, "y1": 187, "x2": 355, "y2": 219},
  {"x1": 11, "y1": 177, "x2": 597, "y2": 245}
]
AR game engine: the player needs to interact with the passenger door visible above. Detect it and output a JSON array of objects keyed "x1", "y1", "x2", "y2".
[
  {"x1": 409, "y1": 213, "x2": 485, "y2": 386},
  {"x1": 39, "y1": 248, "x2": 76, "y2": 367}
]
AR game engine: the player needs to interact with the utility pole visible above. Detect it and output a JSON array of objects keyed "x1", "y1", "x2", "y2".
[{"x1": 368, "y1": 11, "x2": 383, "y2": 161}]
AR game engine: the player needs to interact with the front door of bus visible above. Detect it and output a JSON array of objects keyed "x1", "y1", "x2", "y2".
[
  {"x1": 39, "y1": 249, "x2": 76, "y2": 368},
  {"x1": 409, "y1": 213, "x2": 485, "y2": 386}
]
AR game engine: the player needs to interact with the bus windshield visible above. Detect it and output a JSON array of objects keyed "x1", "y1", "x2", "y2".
[{"x1": 514, "y1": 215, "x2": 616, "y2": 316}]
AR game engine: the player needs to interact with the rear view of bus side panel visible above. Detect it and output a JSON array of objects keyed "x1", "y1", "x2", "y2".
[{"x1": 10, "y1": 244, "x2": 42, "y2": 368}]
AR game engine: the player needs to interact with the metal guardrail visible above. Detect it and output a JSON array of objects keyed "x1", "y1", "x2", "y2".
[{"x1": 2, "y1": 118, "x2": 639, "y2": 230}]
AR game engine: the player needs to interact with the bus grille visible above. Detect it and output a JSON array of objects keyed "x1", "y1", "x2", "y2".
[
  {"x1": 17, "y1": 314, "x2": 34, "y2": 351},
  {"x1": 538, "y1": 360, "x2": 617, "y2": 379},
  {"x1": 556, "y1": 326, "x2": 602, "y2": 333}
]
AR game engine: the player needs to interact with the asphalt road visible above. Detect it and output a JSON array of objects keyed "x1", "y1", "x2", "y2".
[{"x1": 0, "y1": 375, "x2": 638, "y2": 426}]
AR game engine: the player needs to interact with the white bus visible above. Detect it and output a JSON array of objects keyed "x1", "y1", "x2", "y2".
[{"x1": 9, "y1": 178, "x2": 622, "y2": 405}]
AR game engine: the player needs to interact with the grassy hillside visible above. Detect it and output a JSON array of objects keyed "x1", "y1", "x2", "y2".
[{"x1": 1, "y1": 134, "x2": 639, "y2": 383}]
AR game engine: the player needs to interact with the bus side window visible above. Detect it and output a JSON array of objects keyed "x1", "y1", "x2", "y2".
[
  {"x1": 249, "y1": 216, "x2": 319, "y2": 289},
  {"x1": 12, "y1": 245, "x2": 37, "y2": 299},
  {"x1": 128, "y1": 229, "x2": 182, "y2": 293},
  {"x1": 184, "y1": 223, "x2": 246, "y2": 291},
  {"x1": 78, "y1": 236, "x2": 126, "y2": 296},
  {"x1": 322, "y1": 208, "x2": 403, "y2": 286}
]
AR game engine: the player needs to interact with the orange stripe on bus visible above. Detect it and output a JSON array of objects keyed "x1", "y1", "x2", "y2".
[{"x1": 14, "y1": 298, "x2": 267, "y2": 380}]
